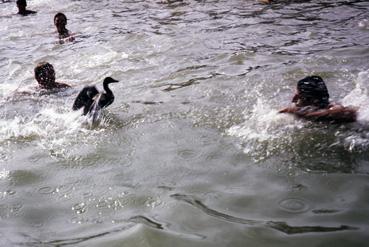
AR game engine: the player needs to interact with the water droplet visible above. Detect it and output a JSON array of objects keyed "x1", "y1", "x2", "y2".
[
  {"x1": 4, "y1": 190, "x2": 16, "y2": 196},
  {"x1": 96, "y1": 200, "x2": 108, "y2": 208},
  {"x1": 146, "y1": 198, "x2": 162, "y2": 208},
  {"x1": 72, "y1": 202, "x2": 87, "y2": 214}
]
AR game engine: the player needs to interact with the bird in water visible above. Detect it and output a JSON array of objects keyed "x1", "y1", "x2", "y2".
[{"x1": 72, "y1": 77, "x2": 119, "y2": 122}]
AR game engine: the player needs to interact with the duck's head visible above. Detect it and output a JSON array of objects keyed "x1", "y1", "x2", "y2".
[{"x1": 103, "y1": 77, "x2": 119, "y2": 85}]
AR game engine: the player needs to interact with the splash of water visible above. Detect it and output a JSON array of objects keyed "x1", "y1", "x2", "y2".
[
  {"x1": 342, "y1": 70, "x2": 369, "y2": 123},
  {"x1": 227, "y1": 98, "x2": 302, "y2": 160},
  {"x1": 228, "y1": 70, "x2": 369, "y2": 163}
]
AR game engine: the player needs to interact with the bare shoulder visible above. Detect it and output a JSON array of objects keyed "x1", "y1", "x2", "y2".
[{"x1": 56, "y1": 82, "x2": 71, "y2": 88}]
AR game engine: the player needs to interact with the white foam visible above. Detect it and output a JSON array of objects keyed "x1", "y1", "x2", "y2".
[
  {"x1": 227, "y1": 99, "x2": 302, "y2": 157},
  {"x1": 0, "y1": 103, "x2": 111, "y2": 161},
  {"x1": 342, "y1": 70, "x2": 369, "y2": 122},
  {"x1": 0, "y1": 169, "x2": 10, "y2": 180},
  {"x1": 0, "y1": 107, "x2": 81, "y2": 140},
  {"x1": 228, "y1": 99, "x2": 297, "y2": 138},
  {"x1": 229, "y1": 71, "x2": 369, "y2": 156},
  {"x1": 358, "y1": 19, "x2": 369, "y2": 29}
]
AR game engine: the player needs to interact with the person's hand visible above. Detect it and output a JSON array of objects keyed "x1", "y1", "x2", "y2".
[{"x1": 279, "y1": 106, "x2": 297, "y2": 113}]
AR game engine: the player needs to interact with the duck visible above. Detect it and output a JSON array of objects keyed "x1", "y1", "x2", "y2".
[{"x1": 73, "y1": 77, "x2": 119, "y2": 120}]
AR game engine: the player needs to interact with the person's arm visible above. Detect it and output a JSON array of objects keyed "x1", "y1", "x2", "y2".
[
  {"x1": 279, "y1": 106, "x2": 298, "y2": 113},
  {"x1": 305, "y1": 105, "x2": 357, "y2": 122},
  {"x1": 279, "y1": 106, "x2": 316, "y2": 116}
]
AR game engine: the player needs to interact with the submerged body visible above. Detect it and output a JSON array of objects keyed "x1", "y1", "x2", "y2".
[
  {"x1": 279, "y1": 76, "x2": 357, "y2": 123},
  {"x1": 72, "y1": 77, "x2": 119, "y2": 121}
]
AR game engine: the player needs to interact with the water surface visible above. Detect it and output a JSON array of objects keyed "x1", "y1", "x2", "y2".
[{"x1": 1, "y1": 0, "x2": 369, "y2": 246}]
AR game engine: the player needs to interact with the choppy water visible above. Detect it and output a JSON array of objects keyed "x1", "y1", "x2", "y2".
[{"x1": 1, "y1": 0, "x2": 369, "y2": 246}]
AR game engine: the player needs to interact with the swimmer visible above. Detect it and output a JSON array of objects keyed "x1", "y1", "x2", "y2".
[
  {"x1": 34, "y1": 62, "x2": 71, "y2": 91},
  {"x1": 54, "y1": 12, "x2": 75, "y2": 43},
  {"x1": 279, "y1": 75, "x2": 357, "y2": 123},
  {"x1": 6, "y1": 62, "x2": 71, "y2": 98},
  {"x1": 16, "y1": 0, "x2": 37, "y2": 16}
]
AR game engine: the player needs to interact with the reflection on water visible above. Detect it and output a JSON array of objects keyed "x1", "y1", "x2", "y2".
[{"x1": 1, "y1": 0, "x2": 369, "y2": 246}]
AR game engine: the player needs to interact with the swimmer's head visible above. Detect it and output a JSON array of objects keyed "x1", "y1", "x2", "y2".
[
  {"x1": 294, "y1": 75, "x2": 330, "y2": 108},
  {"x1": 16, "y1": 0, "x2": 27, "y2": 9},
  {"x1": 54, "y1": 13, "x2": 68, "y2": 33},
  {"x1": 34, "y1": 62, "x2": 56, "y2": 88}
]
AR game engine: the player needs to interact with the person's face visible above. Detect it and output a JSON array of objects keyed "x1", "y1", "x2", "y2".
[
  {"x1": 54, "y1": 16, "x2": 67, "y2": 31},
  {"x1": 292, "y1": 89, "x2": 312, "y2": 107}
]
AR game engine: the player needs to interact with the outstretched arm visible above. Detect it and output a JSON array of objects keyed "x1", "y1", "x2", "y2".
[
  {"x1": 279, "y1": 106, "x2": 298, "y2": 113},
  {"x1": 305, "y1": 105, "x2": 357, "y2": 122}
]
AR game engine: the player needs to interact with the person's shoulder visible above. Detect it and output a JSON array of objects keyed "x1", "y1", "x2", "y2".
[{"x1": 56, "y1": 82, "x2": 71, "y2": 89}]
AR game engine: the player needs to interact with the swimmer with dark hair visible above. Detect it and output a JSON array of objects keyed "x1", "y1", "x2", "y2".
[
  {"x1": 279, "y1": 75, "x2": 357, "y2": 123},
  {"x1": 54, "y1": 12, "x2": 75, "y2": 43},
  {"x1": 7, "y1": 62, "x2": 71, "y2": 98},
  {"x1": 16, "y1": 0, "x2": 37, "y2": 16},
  {"x1": 34, "y1": 62, "x2": 71, "y2": 90}
]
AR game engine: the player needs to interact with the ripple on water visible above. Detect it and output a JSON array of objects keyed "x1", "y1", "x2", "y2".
[
  {"x1": 38, "y1": 186, "x2": 55, "y2": 195},
  {"x1": 177, "y1": 148, "x2": 201, "y2": 160},
  {"x1": 0, "y1": 203, "x2": 23, "y2": 219},
  {"x1": 278, "y1": 198, "x2": 310, "y2": 214}
]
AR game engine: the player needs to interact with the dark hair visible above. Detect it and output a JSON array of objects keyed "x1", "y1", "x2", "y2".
[
  {"x1": 16, "y1": 0, "x2": 26, "y2": 5},
  {"x1": 297, "y1": 75, "x2": 330, "y2": 108},
  {"x1": 54, "y1": 12, "x2": 67, "y2": 24},
  {"x1": 34, "y1": 62, "x2": 54, "y2": 78}
]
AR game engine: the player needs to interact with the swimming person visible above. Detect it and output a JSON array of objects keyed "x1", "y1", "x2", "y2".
[
  {"x1": 16, "y1": 0, "x2": 37, "y2": 16},
  {"x1": 279, "y1": 75, "x2": 357, "y2": 123},
  {"x1": 54, "y1": 12, "x2": 75, "y2": 43},
  {"x1": 34, "y1": 62, "x2": 71, "y2": 91},
  {"x1": 72, "y1": 77, "x2": 119, "y2": 122}
]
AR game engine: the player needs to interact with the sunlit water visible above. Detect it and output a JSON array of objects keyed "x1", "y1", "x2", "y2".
[{"x1": 1, "y1": 0, "x2": 369, "y2": 246}]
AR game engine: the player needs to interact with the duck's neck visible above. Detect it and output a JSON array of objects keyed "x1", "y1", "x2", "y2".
[{"x1": 103, "y1": 82, "x2": 113, "y2": 96}]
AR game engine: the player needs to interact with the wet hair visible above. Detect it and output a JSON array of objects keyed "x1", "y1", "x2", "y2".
[
  {"x1": 296, "y1": 75, "x2": 330, "y2": 108},
  {"x1": 54, "y1": 12, "x2": 67, "y2": 25},
  {"x1": 34, "y1": 62, "x2": 55, "y2": 86},
  {"x1": 16, "y1": 0, "x2": 26, "y2": 6}
]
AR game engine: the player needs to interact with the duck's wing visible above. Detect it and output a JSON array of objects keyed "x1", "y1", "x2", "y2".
[
  {"x1": 88, "y1": 94, "x2": 103, "y2": 123},
  {"x1": 72, "y1": 86, "x2": 99, "y2": 113}
]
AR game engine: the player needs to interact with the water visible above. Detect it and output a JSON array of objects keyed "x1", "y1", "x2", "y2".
[{"x1": 1, "y1": 0, "x2": 369, "y2": 246}]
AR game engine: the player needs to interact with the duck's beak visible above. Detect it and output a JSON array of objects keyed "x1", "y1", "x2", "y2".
[{"x1": 111, "y1": 78, "x2": 119, "y2": 83}]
